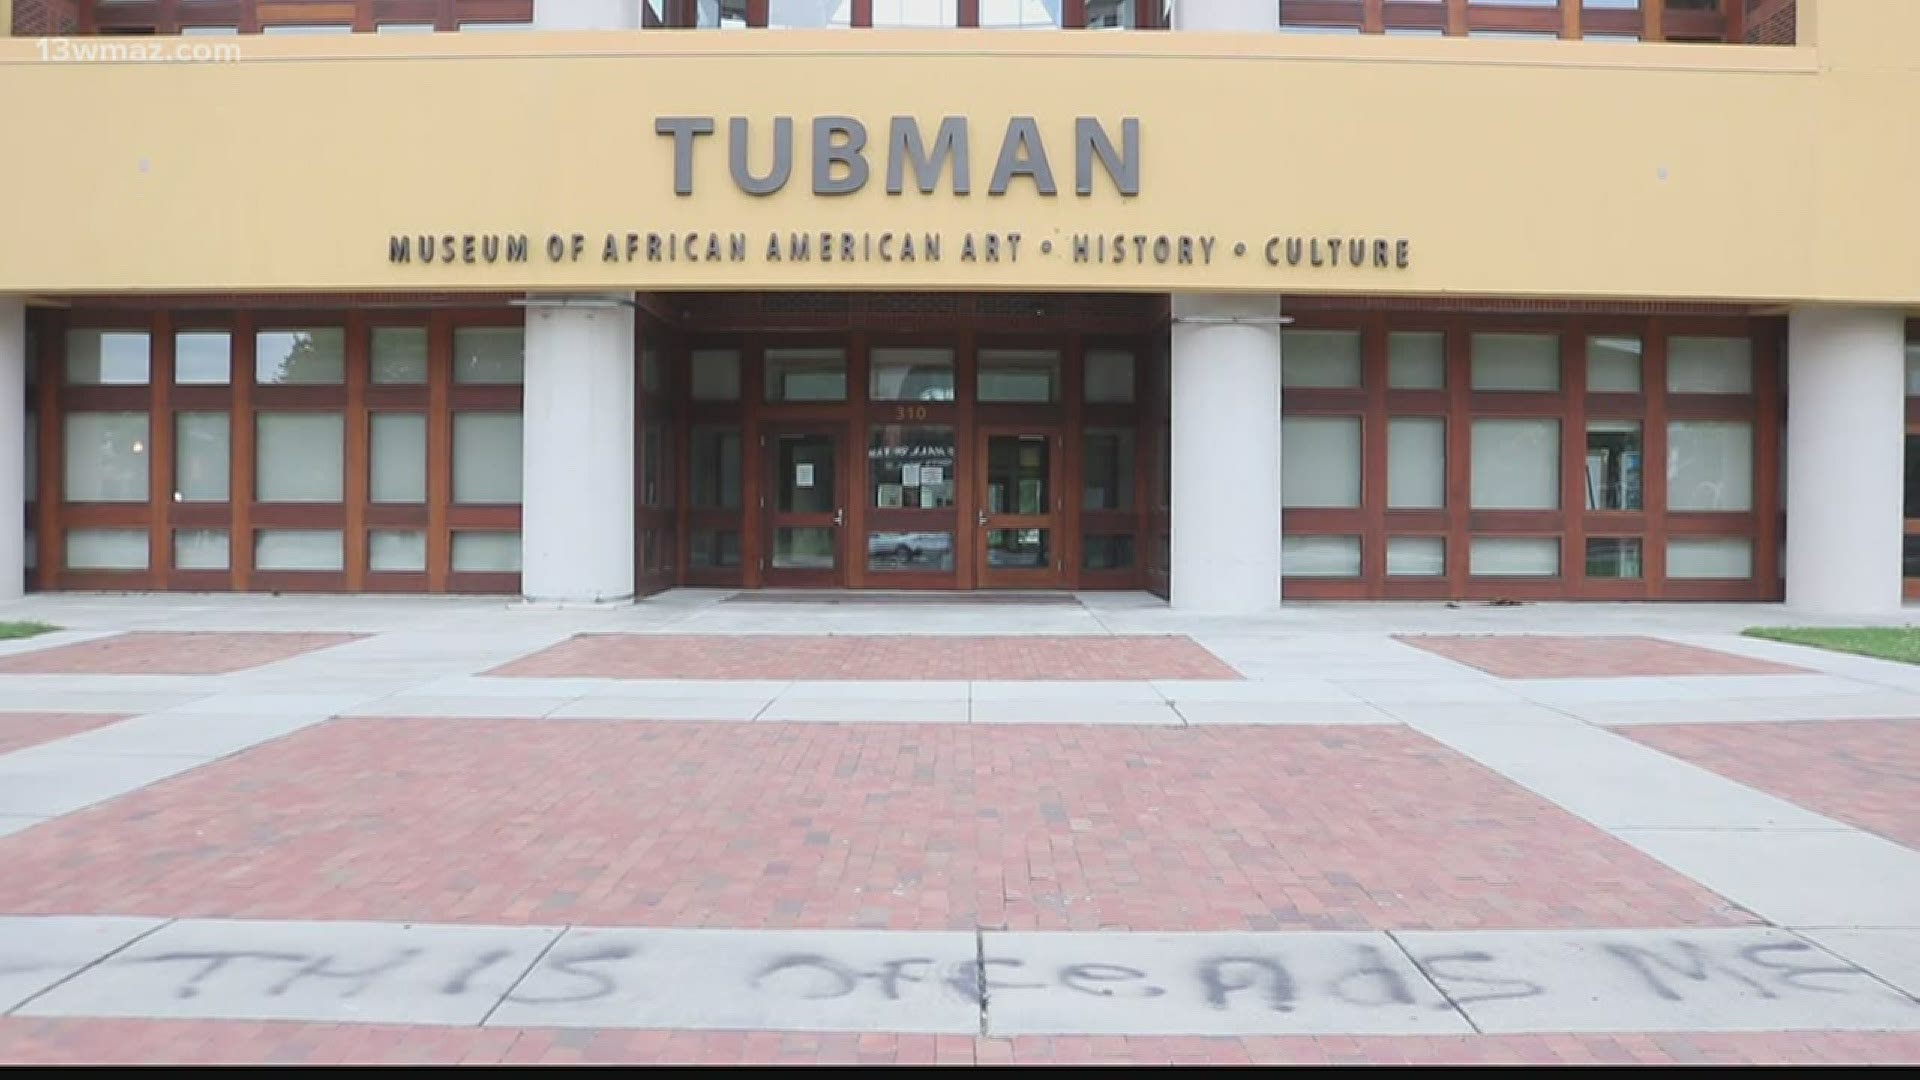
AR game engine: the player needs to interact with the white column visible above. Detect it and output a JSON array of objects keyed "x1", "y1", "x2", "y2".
[
  {"x1": 532, "y1": 1, "x2": 640, "y2": 29},
  {"x1": 521, "y1": 296, "x2": 636, "y2": 604},
  {"x1": 1170, "y1": 294, "x2": 1284, "y2": 614},
  {"x1": 1172, "y1": 0, "x2": 1275, "y2": 31},
  {"x1": 0, "y1": 298, "x2": 22, "y2": 601},
  {"x1": 1785, "y1": 305, "x2": 1907, "y2": 615}
]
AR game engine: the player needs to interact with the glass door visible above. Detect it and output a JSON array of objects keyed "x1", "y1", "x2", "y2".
[
  {"x1": 763, "y1": 426, "x2": 846, "y2": 587},
  {"x1": 976, "y1": 429, "x2": 1064, "y2": 587}
]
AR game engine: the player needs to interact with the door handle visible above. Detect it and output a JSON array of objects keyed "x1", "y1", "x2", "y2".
[
  {"x1": 833, "y1": 507, "x2": 845, "y2": 526},
  {"x1": 977, "y1": 509, "x2": 988, "y2": 527}
]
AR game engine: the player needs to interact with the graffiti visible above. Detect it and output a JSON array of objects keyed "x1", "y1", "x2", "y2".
[{"x1": 4, "y1": 923, "x2": 1916, "y2": 1033}]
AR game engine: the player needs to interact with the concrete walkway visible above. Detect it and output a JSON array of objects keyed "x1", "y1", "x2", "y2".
[{"x1": 0, "y1": 591, "x2": 1917, "y2": 1061}]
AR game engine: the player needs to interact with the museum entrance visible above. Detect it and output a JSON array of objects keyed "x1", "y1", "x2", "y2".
[{"x1": 652, "y1": 292, "x2": 1168, "y2": 595}]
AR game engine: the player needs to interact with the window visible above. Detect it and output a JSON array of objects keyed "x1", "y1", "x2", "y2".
[
  {"x1": 869, "y1": 425, "x2": 955, "y2": 509},
  {"x1": 453, "y1": 328, "x2": 525, "y2": 385},
  {"x1": 978, "y1": 349, "x2": 1061, "y2": 403},
  {"x1": 1471, "y1": 537, "x2": 1560, "y2": 577},
  {"x1": 698, "y1": 0, "x2": 751, "y2": 28},
  {"x1": 66, "y1": 330, "x2": 150, "y2": 385},
  {"x1": 1586, "y1": 538, "x2": 1643, "y2": 580},
  {"x1": 452, "y1": 532, "x2": 522, "y2": 572},
  {"x1": 1283, "y1": 330, "x2": 1362, "y2": 389},
  {"x1": 369, "y1": 530, "x2": 427, "y2": 573},
  {"x1": 1388, "y1": 418, "x2": 1445, "y2": 509},
  {"x1": 1586, "y1": 336, "x2": 1642, "y2": 392},
  {"x1": 256, "y1": 329, "x2": 345, "y2": 385},
  {"x1": 871, "y1": 0, "x2": 957, "y2": 26},
  {"x1": 689, "y1": 530, "x2": 742, "y2": 569},
  {"x1": 1283, "y1": 536, "x2": 1361, "y2": 578},
  {"x1": 1667, "y1": 421, "x2": 1752, "y2": 511},
  {"x1": 1387, "y1": 537, "x2": 1446, "y2": 577},
  {"x1": 1471, "y1": 333, "x2": 1559, "y2": 391},
  {"x1": 370, "y1": 413, "x2": 427, "y2": 504},
  {"x1": 690, "y1": 349, "x2": 742, "y2": 401},
  {"x1": 1082, "y1": 535, "x2": 1135, "y2": 570},
  {"x1": 766, "y1": 347, "x2": 848, "y2": 402},
  {"x1": 371, "y1": 328, "x2": 429, "y2": 385},
  {"x1": 1388, "y1": 332, "x2": 1445, "y2": 389},
  {"x1": 870, "y1": 347, "x2": 955, "y2": 401},
  {"x1": 1471, "y1": 419, "x2": 1560, "y2": 509},
  {"x1": 978, "y1": 0, "x2": 1063, "y2": 28},
  {"x1": 65, "y1": 529, "x2": 148, "y2": 571},
  {"x1": 1084, "y1": 349, "x2": 1136, "y2": 403},
  {"x1": 690, "y1": 426, "x2": 744, "y2": 510},
  {"x1": 1085, "y1": 0, "x2": 1137, "y2": 29},
  {"x1": 1667, "y1": 337, "x2": 1752, "y2": 394},
  {"x1": 64, "y1": 413, "x2": 149, "y2": 502},
  {"x1": 173, "y1": 529, "x2": 229, "y2": 571},
  {"x1": 1668, "y1": 537, "x2": 1753, "y2": 580},
  {"x1": 174, "y1": 412, "x2": 230, "y2": 502},
  {"x1": 1585, "y1": 422, "x2": 1643, "y2": 510},
  {"x1": 1282, "y1": 417, "x2": 1362, "y2": 508},
  {"x1": 1082, "y1": 430, "x2": 1135, "y2": 512},
  {"x1": 175, "y1": 331, "x2": 231, "y2": 385},
  {"x1": 256, "y1": 413, "x2": 344, "y2": 502},
  {"x1": 255, "y1": 530, "x2": 344, "y2": 572},
  {"x1": 453, "y1": 413, "x2": 524, "y2": 504},
  {"x1": 766, "y1": 0, "x2": 853, "y2": 27}
]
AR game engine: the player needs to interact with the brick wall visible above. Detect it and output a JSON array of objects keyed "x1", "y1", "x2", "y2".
[
  {"x1": 1746, "y1": 0, "x2": 1796, "y2": 45},
  {"x1": 12, "y1": 0, "x2": 81, "y2": 36}
]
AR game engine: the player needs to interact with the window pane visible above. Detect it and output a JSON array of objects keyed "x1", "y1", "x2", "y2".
[
  {"x1": 453, "y1": 413, "x2": 524, "y2": 505},
  {"x1": 65, "y1": 330, "x2": 150, "y2": 385},
  {"x1": 872, "y1": 0, "x2": 956, "y2": 25},
  {"x1": 370, "y1": 413, "x2": 427, "y2": 504},
  {"x1": 869, "y1": 425, "x2": 956, "y2": 509},
  {"x1": 174, "y1": 411, "x2": 230, "y2": 502},
  {"x1": 64, "y1": 412, "x2": 149, "y2": 502},
  {"x1": 255, "y1": 529, "x2": 343, "y2": 572},
  {"x1": 1388, "y1": 332, "x2": 1445, "y2": 389},
  {"x1": 1282, "y1": 536, "x2": 1360, "y2": 578},
  {"x1": 1667, "y1": 337, "x2": 1752, "y2": 394},
  {"x1": 642, "y1": 345, "x2": 666, "y2": 397},
  {"x1": 65, "y1": 528, "x2": 147, "y2": 571},
  {"x1": 1586, "y1": 537, "x2": 1643, "y2": 579},
  {"x1": 1082, "y1": 533, "x2": 1136, "y2": 571},
  {"x1": 452, "y1": 532, "x2": 522, "y2": 573},
  {"x1": 1084, "y1": 349, "x2": 1136, "y2": 403},
  {"x1": 1586, "y1": 335, "x2": 1642, "y2": 392},
  {"x1": 1387, "y1": 536, "x2": 1445, "y2": 577},
  {"x1": 868, "y1": 531, "x2": 954, "y2": 572},
  {"x1": 773, "y1": 526, "x2": 837, "y2": 569},
  {"x1": 453, "y1": 327, "x2": 525, "y2": 385},
  {"x1": 256, "y1": 329, "x2": 345, "y2": 385},
  {"x1": 986, "y1": 528, "x2": 1050, "y2": 569},
  {"x1": 369, "y1": 529, "x2": 427, "y2": 573},
  {"x1": 768, "y1": 0, "x2": 853, "y2": 26},
  {"x1": 1281, "y1": 416, "x2": 1361, "y2": 509},
  {"x1": 1585, "y1": 421, "x2": 1643, "y2": 510},
  {"x1": 1668, "y1": 421, "x2": 1752, "y2": 511},
  {"x1": 689, "y1": 529, "x2": 742, "y2": 569},
  {"x1": 869, "y1": 347, "x2": 956, "y2": 402},
  {"x1": 1471, "y1": 333, "x2": 1559, "y2": 391},
  {"x1": 765, "y1": 347, "x2": 848, "y2": 402},
  {"x1": 256, "y1": 413, "x2": 344, "y2": 502},
  {"x1": 690, "y1": 348, "x2": 742, "y2": 401},
  {"x1": 1470, "y1": 537, "x2": 1560, "y2": 577},
  {"x1": 371, "y1": 328, "x2": 428, "y2": 385},
  {"x1": 1388, "y1": 417, "x2": 1445, "y2": 509},
  {"x1": 1906, "y1": 344, "x2": 1920, "y2": 396},
  {"x1": 1908, "y1": 434, "x2": 1920, "y2": 519},
  {"x1": 978, "y1": 348, "x2": 1061, "y2": 403},
  {"x1": 1082, "y1": 430, "x2": 1135, "y2": 512},
  {"x1": 1085, "y1": 0, "x2": 1135, "y2": 28},
  {"x1": 1471, "y1": 419, "x2": 1560, "y2": 509},
  {"x1": 978, "y1": 0, "x2": 1061, "y2": 27},
  {"x1": 23, "y1": 414, "x2": 34, "y2": 502},
  {"x1": 1667, "y1": 537, "x2": 1753, "y2": 579},
  {"x1": 1282, "y1": 330, "x2": 1362, "y2": 389},
  {"x1": 173, "y1": 528, "x2": 229, "y2": 571},
  {"x1": 175, "y1": 331, "x2": 232, "y2": 385},
  {"x1": 690, "y1": 425, "x2": 743, "y2": 510}
]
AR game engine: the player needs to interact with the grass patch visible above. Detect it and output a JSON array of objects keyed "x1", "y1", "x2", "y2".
[
  {"x1": 1743, "y1": 626, "x2": 1920, "y2": 665},
  {"x1": 0, "y1": 621, "x2": 58, "y2": 641}
]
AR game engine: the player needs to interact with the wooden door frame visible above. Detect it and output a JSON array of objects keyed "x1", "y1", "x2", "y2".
[
  {"x1": 974, "y1": 424, "x2": 1069, "y2": 589},
  {"x1": 760, "y1": 421, "x2": 850, "y2": 587}
]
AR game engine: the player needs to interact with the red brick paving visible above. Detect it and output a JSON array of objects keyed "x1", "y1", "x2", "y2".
[
  {"x1": 1395, "y1": 634, "x2": 1808, "y2": 679},
  {"x1": 1625, "y1": 720, "x2": 1920, "y2": 850},
  {"x1": 0, "y1": 713, "x2": 125, "y2": 755},
  {"x1": 485, "y1": 634, "x2": 1240, "y2": 681},
  {"x1": 0, "y1": 1020, "x2": 1914, "y2": 1065},
  {"x1": 0, "y1": 718, "x2": 1751, "y2": 930},
  {"x1": 0, "y1": 632, "x2": 365, "y2": 676}
]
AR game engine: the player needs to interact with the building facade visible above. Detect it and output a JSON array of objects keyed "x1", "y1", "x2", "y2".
[{"x1": 2, "y1": 0, "x2": 1915, "y2": 614}]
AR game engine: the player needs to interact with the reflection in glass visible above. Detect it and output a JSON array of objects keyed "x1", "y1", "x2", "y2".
[
  {"x1": 66, "y1": 330, "x2": 151, "y2": 385},
  {"x1": 1587, "y1": 335, "x2": 1642, "y2": 392},
  {"x1": 1082, "y1": 533, "x2": 1135, "y2": 571},
  {"x1": 690, "y1": 349, "x2": 742, "y2": 401},
  {"x1": 1084, "y1": 349, "x2": 1136, "y2": 403},
  {"x1": 254, "y1": 529, "x2": 344, "y2": 572},
  {"x1": 690, "y1": 529, "x2": 742, "y2": 569},
  {"x1": 986, "y1": 435, "x2": 1049, "y2": 514},
  {"x1": 776, "y1": 433, "x2": 836, "y2": 513},
  {"x1": 869, "y1": 348, "x2": 955, "y2": 401},
  {"x1": 174, "y1": 412, "x2": 230, "y2": 502},
  {"x1": 1667, "y1": 421, "x2": 1752, "y2": 511},
  {"x1": 697, "y1": 0, "x2": 751, "y2": 27},
  {"x1": 1082, "y1": 430, "x2": 1134, "y2": 511},
  {"x1": 773, "y1": 526, "x2": 837, "y2": 570},
  {"x1": 1282, "y1": 330, "x2": 1362, "y2": 389},
  {"x1": 869, "y1": 425, "x2": 955, "y2": 509},
  {"x1": 257, "y1": 413, "x2": 344, "y2": 502},
  {"x1": 1586, "y1": 538, "x2": 1643, "y2": 579},
  {"x1": 64, "y1": 412, "x2": 150, "y2": 502},
  {"x1": 766, "y1": 348, "x2": 848, "y2": 402},
  {"x1": 766, "y1": 0, "x2": 853, "y2": 27},
  {"x1": 175, "y1": 332, "x2": 232, "y2": 385},
  {"x1": 1282, "y1": 536, "x2": 1361, "y2": 578},
  {"x1": 453, "y1": 328, "x2": 525, "y2": 385},
  {"x1": 1085, "y1": 0, "x2": 1136, "y2": 29},
  {"x1": 868, "y1": 531, "x2": 954, "y2": 572},
  {"x1": 986, "y1": 528, "x2": 1050, "y2": 569},
  {"x1": 1585, "y1": 421, "x2": 1643, "y2": 510},
  {"x1": 173, "y1": 529, "x2": 229, "y2": 571},
  {"x1": 372, "y1": 328, "x2": 429, "y2": 385},
  {"x1": 691, "y1": 426, "x2": 743, "y2": 510},
  {"x1": 65, "y1": 528, "x2": 148, "y2": 571},
  {"x1": 1387, "y1": 536, "x2": 1445, "y2": 577},
  {"x1": 256, "y1": 329, "x2": 345, "y2": 385},
  {"x1": 978, "y1": 349, "x2": 1061, "y2": 403},
  {"x1": 1388, "y1": 332, "x2": 1445, "y2": 389},
  {"x1": 369, "y1": 530, "x2": 427, "y2": 573},
  {"x1": 978, "y1": 0, "x2": 1063, "y2": 27},
  {"x1": 1470, "y1": 333, "x2": 1559, "y2": 391},
  {"x1": 1667, "y1": 337, "x2": 1752, "y2": 394}
]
